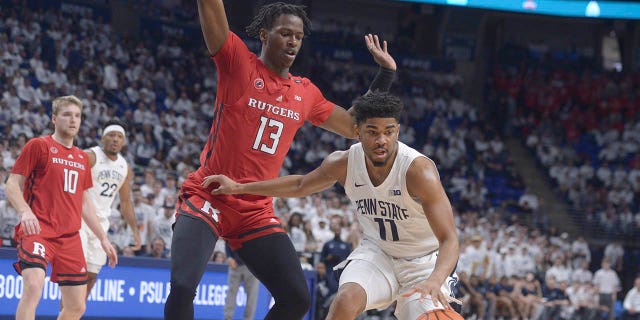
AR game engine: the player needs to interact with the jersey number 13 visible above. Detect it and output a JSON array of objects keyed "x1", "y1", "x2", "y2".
[{"x1": 252, "y1": 116, "x2": 283, "y2": 155}]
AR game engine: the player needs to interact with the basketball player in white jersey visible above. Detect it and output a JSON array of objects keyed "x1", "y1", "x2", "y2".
[
  {"x1": 202, "y1": 91, "x2": 462, "y2": 320},
  {"x1": 81, "y1": 119, "x2": 141, "y2": 298}
]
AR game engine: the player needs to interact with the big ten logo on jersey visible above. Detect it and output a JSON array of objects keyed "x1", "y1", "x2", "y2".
[
  {"x1": 200, "y1": 201, "x2": 220, "y2": 223},
  {"x1": 32, "y1": 242, "x2": 46, "y2": 258}
]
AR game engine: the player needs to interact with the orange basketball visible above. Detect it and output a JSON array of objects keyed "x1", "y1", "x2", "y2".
[{"x1": 416, "y1": 309, "x2": 465, "y2": 320}]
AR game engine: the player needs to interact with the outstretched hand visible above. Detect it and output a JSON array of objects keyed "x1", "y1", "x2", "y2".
[
  {"x1": 365, "y1": 34, "x2": 396, "y2": 71},
  {"x1": 401, "y1": 278, "x2": 457, "y2": 310},
  {"x1": 201, "y1": 174, "x2": 240, "y2": 195}
]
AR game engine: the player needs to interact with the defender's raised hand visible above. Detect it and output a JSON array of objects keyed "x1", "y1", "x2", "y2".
[{"x1": 365, "y1": 34, "x2": 396, "y2": 71}]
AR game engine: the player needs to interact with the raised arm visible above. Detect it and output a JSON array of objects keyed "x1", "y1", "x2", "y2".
[
  {"x1": 402, "y1": 157, "x2": 459, "y2": 309},
  {"x1": 319, "y1": 34, "x2": 397, "y2": 139},
  {"x1": 197, "y1": 0, "x2": 230, "y2": 55},
  {"x1": 202, "y1": 150, "x2": 349, "y2": 198}
]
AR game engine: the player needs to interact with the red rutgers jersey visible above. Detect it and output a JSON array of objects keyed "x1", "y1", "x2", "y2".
[
  {"x1": 182, "y1": 32, "x2": 334, "y2": 214},
  {"x1": 11, "y1": 136, "x2": 92, "y2": 238}
]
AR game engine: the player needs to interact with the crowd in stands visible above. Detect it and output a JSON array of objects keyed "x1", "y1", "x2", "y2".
[
  {"x1": 1, "y1": 1, "x2": 639, "y2": 319},
  {"x1": 488, "y1": 45, "x2": 640, "y2": 244}
]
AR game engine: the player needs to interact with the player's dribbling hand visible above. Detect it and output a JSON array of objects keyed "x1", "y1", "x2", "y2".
[
  {"x1": 101, "y1": 238, "x2": 119, "y2": 268},
  {"x1": 365, "y1": 34, "x2": 397, "y2": 71},
  {"x1": 201, "y1": 174, "x2": 240, "y2": 194},
  {"x1": 19, "y1": 209, "x2": 41, "y2": 235},
  {"x1": 401, "y1": 278, "x2": 453, "y2": 310}
]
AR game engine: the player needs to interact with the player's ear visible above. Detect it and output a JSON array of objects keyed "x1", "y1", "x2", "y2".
[
  {"x1": 259, "y1": 28, "x2": 268, "y2": 42},
  {"x1": 354, "y1": 125, "x2": 361, "y2": 140}
]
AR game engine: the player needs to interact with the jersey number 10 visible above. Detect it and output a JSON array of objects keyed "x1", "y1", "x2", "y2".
[{"x1": 63, "y1": 168, "x2": 79, "y2": 194}]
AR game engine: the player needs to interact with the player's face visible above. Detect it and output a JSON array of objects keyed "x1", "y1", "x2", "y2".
[
  {"x1": 52, "y1": 103, "x2": 82, "y2": 138},
  {"x1": 102, "y1": 131, "x2": 126, "y2": 156},
  {"x1": 261, "y1": 14, "x2": 304, "y2": 70},
  {"x1": 356, "y1": 118, "x2": 399, "y2": 167}
]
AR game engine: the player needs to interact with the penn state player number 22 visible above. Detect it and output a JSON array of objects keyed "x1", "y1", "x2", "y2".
[
  {"x1": 374, "y1": 217, "x2": 399, "y2": 241},
  {"x1": 252, "y1": 116, "x2": 283, "y2": 155},
  {"x1": 100, "y1": 183, "x2": 118, "y2": 197}
]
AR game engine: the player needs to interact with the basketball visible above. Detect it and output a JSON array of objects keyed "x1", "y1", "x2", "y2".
[{"x1": 417, "y1": 309, "x2": 465, "y2": 320}]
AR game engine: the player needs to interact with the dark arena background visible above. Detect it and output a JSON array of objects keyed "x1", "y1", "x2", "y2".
[{"x1": 0, "y1": 0, "x2": 639, "y2": 319}]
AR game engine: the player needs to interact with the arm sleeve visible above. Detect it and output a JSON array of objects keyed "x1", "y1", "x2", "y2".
[
  {"x1": 212, "y1": 32, "x2": 254, "y2": 105},
  {"x1": 305, "y1": 82, "x2": 335, "y2": 126},
  {"x1": 11, "y1": 138, "x2": 46, "y2": 177},
  {"x1": 368, "y1": 67, "x2": 395, "y2": 92}
]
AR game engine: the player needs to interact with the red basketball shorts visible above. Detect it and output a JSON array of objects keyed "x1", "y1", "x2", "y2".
[
  {"x1": 14, "y1": 232, "x2": 88, "y2": 285},
  {"x1": 175, "y1": 192, "x2": 285, "y2": 249}
]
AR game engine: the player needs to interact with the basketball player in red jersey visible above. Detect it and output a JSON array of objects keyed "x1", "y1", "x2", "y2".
[
  {"x1": 5, "y1": 95, "x2": 118, "y2": 320},
  {"x1": 164, "y1": 1, "x2": 397, "y2": 319}
]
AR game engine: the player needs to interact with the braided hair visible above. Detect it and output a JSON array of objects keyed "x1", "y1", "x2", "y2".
[{"x1": 245, "y1": 2, "x2": 312, "y2": 39}]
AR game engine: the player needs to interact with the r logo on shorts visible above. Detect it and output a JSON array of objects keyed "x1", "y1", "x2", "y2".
[
  {"x1": 32, "y1": 242, "x2": 46, "y2": 258},
  {"x1": 200, "y1": 200, "x2": 220, "y2": 223}
]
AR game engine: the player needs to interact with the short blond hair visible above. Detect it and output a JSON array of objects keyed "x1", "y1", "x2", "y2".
[{"x1": 52, "y1": 95, "x2": 83, "y2": 115}]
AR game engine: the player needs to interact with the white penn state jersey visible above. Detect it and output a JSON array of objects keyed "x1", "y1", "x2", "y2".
[
  {"x1": 344, "y1": 142, "x2": 439, "y2": 259},
  {"x1": 88, "y1": 146, "x2": 128, "y2": 219}
]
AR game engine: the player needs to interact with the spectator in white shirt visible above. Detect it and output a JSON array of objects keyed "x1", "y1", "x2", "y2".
[
  {"x1": 16, "y1": 78, "x2": 38, "y2": 104},
  {"x1": 34, "y1": 60, "x2": 51, "y2": 84},
  {"x1": 30, "y1": 106, "x2": 50, "y2": 134},
  {"x1": 623, "y1": 276, "x2": 640, "y2": 320},
  {"x1": 50, "y1": 64, "x2": 68, "y2": 89},
  {"x1": 10, "y1": 116, "x2": 34, "y2": 139},
  {"x1": 571, "y1": 260, "x2": 593, "y2": 284},
  {"x1": 593, "y1": 259, "x2": 620, "y2": 320},
  {"x1": 604, "y1": 240, "x2": 624, "y2": 272},
  {"x1": 126, "y1": 81, "x2": 141, "y2": 104},
  {"x1": 546, "y1": 257, "x2": 572, "y2": 284},
  {"x1": 312, "y1": 218, "x2": 333, "y2": 254},
  {"x1": 102, "y1": 59, "x2": 118, "y2": 90},
  {"x1": 571, "y1": 235, "x2": 591, "y2": 269},
  {"x1": 2, "y1": 87, "x2": 21, "y2": 111},
  {"x1": 173, "y1": 91, "x2": 193, "y2": 114},
  {"x1": 596, "y1": 162, "x2": 613, "y2": 186}
]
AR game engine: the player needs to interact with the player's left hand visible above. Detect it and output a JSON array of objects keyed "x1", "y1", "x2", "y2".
[
  {"x1": 401, "y1": 278, "x2": 452, "y2": 310},
  {"x1": 365, "y1": 34, "x2": 396, "y2": 71},
  {"x1": 101, "y1": 238, "x2": 119, "y2": 268}
]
